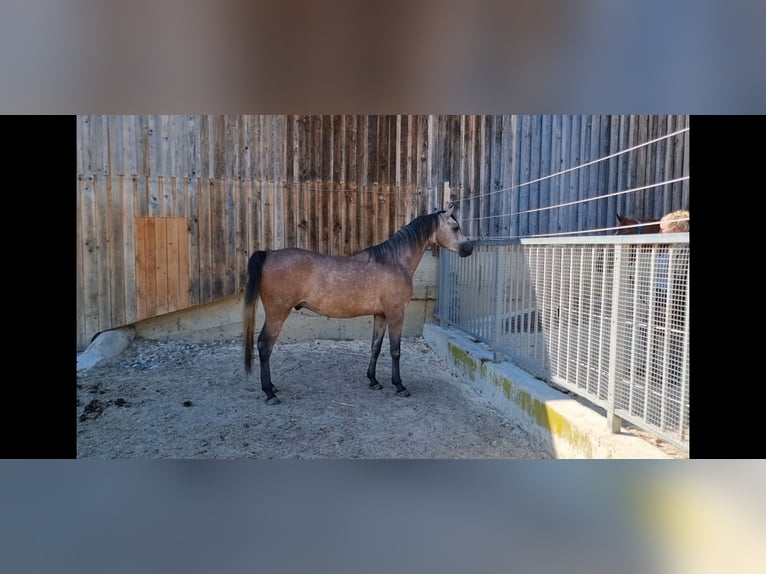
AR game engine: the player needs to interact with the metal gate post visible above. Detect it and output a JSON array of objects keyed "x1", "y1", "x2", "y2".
[{"x1": 606, "y1": 244, "x2": 624, "y2": 433}]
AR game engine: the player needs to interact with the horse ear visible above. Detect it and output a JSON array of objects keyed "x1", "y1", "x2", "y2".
[{"x1": 445, "y1": 202, "x2": 455, "y2": 217}]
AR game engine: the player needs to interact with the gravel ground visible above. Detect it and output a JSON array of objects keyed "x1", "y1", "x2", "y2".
[{"x1": 76, "y1": 336, "x2": 552, "y2": 459}]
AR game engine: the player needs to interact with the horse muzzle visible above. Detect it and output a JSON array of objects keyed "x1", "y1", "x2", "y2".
[{"x1": 458, "y1": 242, "x2": 474, "y2": 257}]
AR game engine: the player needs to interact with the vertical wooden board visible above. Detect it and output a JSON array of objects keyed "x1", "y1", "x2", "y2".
[
  {"x1": 76, "y1": 174, "x2": 84, "y2": 347},
  {"x1": 235, "y1": 178, "x2": 247, "y2": 291},
  {"x1": 405, "y1": 115, "x2": 415, "y2": 185},
  {"x1": 367, "y1": 115, "x2": 379, "y2": 184},
  {"x1": 605, "y1": 115, "x2": 621, "y2": 227},
  {"x1": 184, "y1": 116, "x2": 197, "y2": 179},
  {"x1": 449, "y1": 115, "x2": 462, "y2": 198},
  {"x1": 529, "y1": 115, "x2": 543, "y2": 235},
  {"x1": 310, "y1": 115, "x2": 322, "y2": 181},
  {"x1": 272, "y1": 115, "x2": 285, "y2": 181},
  {"x1": 395, "y1": 115, "x2": 403, "y2": 186},
  {"x1": 146, "y1": 175, "x2": 160, "y2": 217},
  {"x1": 333, "y1": 115, "x2": 344, "y2": 186},
  {"x1": 198, "y1": 180, "x2": 212, "y2": 303},
  {"x1": 467, "y1": 115, "x2": 479, "y2": 237},
  {"x1": 187, "y1": 177, "x2": 201, "y2": 306},
  {"x1": 617, "y1": 115, "x2": 632, "y2": 217},
  {"x1": 225, "y1": 177, "x2": 237, "y2": 295},
  {"x1": 295, "y1": 115, "x2": 308, "y2": 181},
  {"x1": 519, "y1": 115, "x2": 533, "y2": 236},
  {"x1": 375, "y1": 184, "x2": 386, "y2": 245},
  {"x1": 243, "y1": 177, "x2": 255, "y2": 256},
  {"x1": 93, "y1": 175, "x2": 112, "y2": 333},
  {"x1": 585, "y1": 115, "x2": 601, "y2": 231},
  {"x1": 226, "y1": 116, "x2": 238, "y2": 180},
  {"x1": 134, "y1": 218, "x2": 147, "y2": 320},
  {"x1": 166, "y1": 217, "x2": 181, "y2": 312},
  {"x1": 476, "y1": 115, "x2": 487, "y2": 237},
  {"x1": 296, "y1": 181, "x2": 309, "y2": 251},
  {"x1": 210, "y1": 178, "x2": 225, "y2": 299},
  {"x1": 320, "y1": 115, "x2": 332, "y2": 253},
  {"x1": 107, "y1": 175, "x2": 126, "y2": 328},
  {"x1": 109, "y1": 116, "x2": 123, "y2": 175},
  {"x1": 252, "y1": 115, "x2": 263, "y2": 181},
  {"x1": 148, "y1": 116, "x2": 161, "y2": 178},
  {"x1": 263, "y1": 179, "x2": 274, "y2": 251},
  {"x1": 549, "y1": 115, "x2": 563, "y2": 234},
  {"x1": 414, "y1": 116, "x2": 424, "y2": 198},
  {"x1": 77, "y1": 176, "x2": 94, "y2": 348},
  {"x1": 135, "y1": 218, "x2": 157, "y2": 319},
  {"x1": 635, "y1": 115, "x2": 649, "y2": 216},
  {"x1": 154, "y1": 217, "x2": 169, "y2": 315},
  {"x1": 241, "y1": 115, "x2": 253, "y2": 181},
  {"x1": 345, "y1": 115, "x2": 358, "y2": 187},
  {"x1": 275, "y1": 178, "x2": 284, "y2": 251},
  {"x1": 285, "y1": 115, "x2": 295, "y2": 182},
  {"x1": 538, "y1": 115, "x2": 552, "y2": 234},
  {"x1": 255, "y1": 179, "x2": 264, "y2": 251},
  {"x1": 498, "y1": 115, "x2": 513, "y2": 237},
  {"x1": 138, "y1": 115, "x2": 150, "y2": 177},
  {"x1": 122, "y1": 177, "x2": 138, "y2": 323},
  {"x1": 173, "y1": 175, "x2": 185, "y2": 219},
  {"x1": 655, "y1": 115, "x2": 670, "y2": 215},
  {"x1": 178, "y1": 210, "x2": 191, "y2": 310},
  {"x1": 386, "y1": 115, "x2": 396, "y2": 186},
  {"x1": 171, "y1": 116, "x2": 185, "y2": 178},
  {"x1": 594, "y1": 115, "x2": 610, "y2": 230},
  {"x1": 674, "y1": 116, "x2": 689, "y2": 208},
  {"x1": 76, "y1": 115, "x2": 88, "y2": 174},
  {"x1": 121, "y1": 115, "x2": 137, "y2": 176},
  {"x1": 89, "y1": 115, "x2": 106, "y2": 176},
  {"x1": 568, "y1": 116, "x2": 583, "y2": 232},
  {"x1": 213, "y1": 115, "x2": 225, "y2": 179},
  {"x1": 576, "y1": 115, "x2": 591, "y2": 232},
  {"x1": 643, "y1": 115, "x2": 658, "y2": 217}
]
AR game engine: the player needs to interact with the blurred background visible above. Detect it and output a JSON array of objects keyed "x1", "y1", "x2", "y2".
[
  {"x1": 1, "y1": 1, "x2": 761, "y2": 572},
  {"x1": 1, "y1": 0, "x2": 764, "y2": 113}
]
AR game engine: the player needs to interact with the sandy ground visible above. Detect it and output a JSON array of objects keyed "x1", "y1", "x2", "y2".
[{"x1": 76, "y1": 337, "x2": 551, "y2": 459}]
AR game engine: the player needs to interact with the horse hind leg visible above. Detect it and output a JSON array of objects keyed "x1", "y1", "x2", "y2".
[
  {"x1": 258, "y1": 313, "x2": 288, "y2": 405},
  {"x1": 387, "y1": 316, "x2": 410, "y2": 397},
  {"x1": 366, "y1": 314, "x2": 386, "y2": 390}
]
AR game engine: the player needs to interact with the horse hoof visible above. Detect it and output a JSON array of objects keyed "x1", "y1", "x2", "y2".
[
  {"x1": 395, "y1": 389, "x2": 411, "y2": 397},
  {"x1": 265, "y1": 396, "x2": 282, "y2": 405},
  {"x1": 369, "y1": 382, "x2": 383, "y2": 390}
]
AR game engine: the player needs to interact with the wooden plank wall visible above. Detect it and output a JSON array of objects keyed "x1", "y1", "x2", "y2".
[{"x1": 76, "y1": 115, "x2": 689, "y2": 350}]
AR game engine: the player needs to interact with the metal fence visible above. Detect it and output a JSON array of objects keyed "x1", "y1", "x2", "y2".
[{"x1": 435, "y1": 234, "x2": 690, "y2": 452}]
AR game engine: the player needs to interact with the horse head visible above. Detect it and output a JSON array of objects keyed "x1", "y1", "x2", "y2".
[{"x1": 436, "y1": 203, "x2": 474, "y2": 257}]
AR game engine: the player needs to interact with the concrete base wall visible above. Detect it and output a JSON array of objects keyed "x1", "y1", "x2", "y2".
[{"x1": 423, "y1": 323, "x2": 671, "y2": 459}]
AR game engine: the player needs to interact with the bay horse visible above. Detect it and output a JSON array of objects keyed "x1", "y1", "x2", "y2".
[
  {"x1": 615, "y1": 213, "x2": 660, "y2": 234},
  {"x1": 243, "y1": 205, "x2": 474, "y2": 404}
]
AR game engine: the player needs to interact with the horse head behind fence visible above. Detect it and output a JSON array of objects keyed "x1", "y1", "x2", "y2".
[{"x1": 615, "y1": 213, "x2": 661, "y2": 235}]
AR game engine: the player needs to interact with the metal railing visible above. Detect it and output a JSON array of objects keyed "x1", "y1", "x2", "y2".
[{"x1": 436, "y1": 234, "x2": 690, "y2": 452}]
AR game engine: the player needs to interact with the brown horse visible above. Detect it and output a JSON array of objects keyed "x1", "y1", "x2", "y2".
[
  {"x1": 243, "y1": 205, "x2": 474, "y2": 404},
  {"x1": 615, "y1": 213, "x2": 661, "y2": 235}
]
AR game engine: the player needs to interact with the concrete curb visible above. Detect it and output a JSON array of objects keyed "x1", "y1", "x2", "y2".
[
  {"x1": 76, "y1": 326, "x2": 136, "y2": 373},
  {"x1": 423, "y1": 323, "x2": 671, "y2": 459}
]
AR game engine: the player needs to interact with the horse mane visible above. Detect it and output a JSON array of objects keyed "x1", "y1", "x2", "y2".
[{"x1": 360, "y1": 211, "x2": 444, "y2": 265}]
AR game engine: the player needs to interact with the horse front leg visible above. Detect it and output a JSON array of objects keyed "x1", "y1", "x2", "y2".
[
  {"x1": 367, "y1": 314, "x2": 387, "y2": 390},
  {"x1": 387, "y1": 316, "x2": 409, "y2": 397}
]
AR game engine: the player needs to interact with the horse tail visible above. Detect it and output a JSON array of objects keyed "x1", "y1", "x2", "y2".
[{"x1": 243, "y1": 250, "x2": 268, "y2": 374}]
